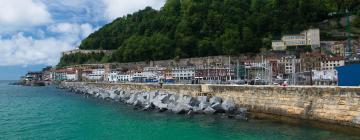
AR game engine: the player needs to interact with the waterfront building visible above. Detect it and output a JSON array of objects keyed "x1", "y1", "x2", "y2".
[
  {"x1": 87, "y1": 69, "x2": 105, "y2": 81},
  {"x1": 51, "y1": 69, "x2": 67, "y2": 81},
  {"x1": 131, "y1": 71, "x2": 158, "y2": 83},
  {"x1": 321, "y1": 56, "x2": 345, "y2": 71},
  {"x1": 26, "y1": 72, "x2": 43, "y2": 82},
  {"x1": 171, "y1": 66, "x2": 195, "y2": 81},
  {"x1": 65, "y1": 70, "x2": 78, "y2": 81}
]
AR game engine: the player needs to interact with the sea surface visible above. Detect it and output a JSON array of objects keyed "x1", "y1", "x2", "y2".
[{"x1": 1, "y1": 81, "x2": 360, "y2": 140}]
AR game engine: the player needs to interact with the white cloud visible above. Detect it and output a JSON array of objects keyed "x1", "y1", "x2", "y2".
[
  {"x1": 0, "y1": 23, "x2": 97, "y2": 66},
  {"x1": 0, "y1": 33, "x2": 72, "y2": 66},
  {"x1": 0, "y1": 0, "x2": 52, "y2": 33},
  {"x1": 48, "y1": 22, "x2": 96, "y2": 45},
  {"x1": 104, "y1": 0, "x2": 166, "y2": 20}
]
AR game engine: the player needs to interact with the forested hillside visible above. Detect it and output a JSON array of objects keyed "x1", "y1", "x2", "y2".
[{"x1": 59, "y1": 0, "x2": 360, "y2": 67}]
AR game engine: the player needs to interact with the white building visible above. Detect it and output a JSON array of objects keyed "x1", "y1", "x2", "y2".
[
  {"x1": 171, "y1": 67, "x2": 195, "y2": 80},
  {"x1": 108, "y1": 71, "x2": 119, "y2": 82},
  {"x1": 107, "y1": 71, "x2": 131, "y2": 83},
  {"x1": 131, "y1": 71, "x2": 158, "y2": 82},
  {"x1": 66, "y1": 71, "x2": 78, "y2": 81},
  {"x1": 117, "y1": 74, "x2": 131, "y2": 82},
  {"x1": 321, "y1": 57, "x2": 345, "y2": 71},
  {"x1": 272, "y1": 41, "x2": 286, "y2": 51},
  {"x1": 88, "y1": 69, "x2": 105, "y2": 81},
  {"x1": 272, "y1": 29, "x2": 320, "y2": 50}
]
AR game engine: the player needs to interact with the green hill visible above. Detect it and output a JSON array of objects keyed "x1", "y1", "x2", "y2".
[{"x1": 58, "y1": 0, "x2": 360, "y2": 67}]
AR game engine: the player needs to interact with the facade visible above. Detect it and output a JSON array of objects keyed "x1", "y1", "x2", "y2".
[
  {"x1": 321, "y1": 57, "x2": 345, "y2": 71},
  {"x1": 272, "y1": 29, "x2": 320, "y2": 50},
  {"x1": 66, "y1": 71, "x2": 78, "y2": 81},
  {"x1": 272, "y1": 41, "x2": 286, "y2": 51},
  {"x1": 300, "y1": 52, "x2": 324, "y2": 72},
  {"x1": 88, "y1": 69, "x2": 105, "y2": 81},
  {"x1": 279, "y1": 55, "x2": 299, "y2": 74},
  {"x1": 131, "y1": 71, "x2": 158, "y2": 83},
  {"x1": 172, "y1": 66, "x2": 195, "y2": 80},
  {"x1": 330, "y1": 41, "x2": 346, "y2": 57},
  {"x1": 51, "y1": 70, "x2": 67, "y2": 81}
]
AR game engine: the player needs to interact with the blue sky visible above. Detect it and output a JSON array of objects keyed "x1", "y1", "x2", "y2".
[{"x1": 0, "y1": 0, "x2": 165, "y2": 80}]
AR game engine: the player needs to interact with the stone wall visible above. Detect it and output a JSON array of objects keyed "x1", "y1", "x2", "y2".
[{"x1": 63, "y1": 82, "x2": 360, "y2": 128}]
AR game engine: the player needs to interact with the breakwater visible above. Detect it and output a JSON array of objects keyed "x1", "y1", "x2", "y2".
[
  {"x1": 62, "y1": 82, "x2": 360, "y2": 128},
  {"x1": 61, "y1": 82, "x2": 248, "y2": 119}
]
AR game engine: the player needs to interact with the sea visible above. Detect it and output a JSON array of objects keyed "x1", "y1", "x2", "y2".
[{"x1": 0, "y1": 81, "x2": 359, "y2": 140}]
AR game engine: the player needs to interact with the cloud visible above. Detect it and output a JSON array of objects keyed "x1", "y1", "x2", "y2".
[
  {"x1": 0, "y1": 33, "x2": 71, "y2": 66},
  {"x1": 0, "y1": 23, "x2": 96, "y2": 66},
  {"x1": 104, "y1": 0, "x2": 166, "y2": 20},
  {"x1": 0, "y1": 0, "x2": 52, "y2": 33},
  {"x1": 0, "y1": 0, "x2": 166, "y2": 67}
]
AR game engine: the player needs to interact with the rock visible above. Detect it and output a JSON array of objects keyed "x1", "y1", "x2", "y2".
[
  {"x1": 192, "y1": 107, "x2": 203, "y2": 113},
  {"x1": 171, "y1": 104, "x2": 191, "y2": 114},
  {"x1": 169, "y1": 94, "x2": 179, "y2": 102},
  {"x1": 178, "y1": 95, "x2": 197, "y2": 106},
  {"x1": 153, "y1": 100, "x2": 168, "y2": 109},
  {"x1": 197, "y1": 96, "x2": 208, "y2": 103},
  {"x1": 199, "y1": 102, "x2": 210, "y2": 110},
  {"x1": 210, "y1": 96, "x2": 222, "y2": 105},
  {"x1": 210, "y1": 102, "x2": 222, "y2": 111},
  {"x1": 204, "y1": 106, "x2": 216, "y2": 114},
  {"x1": 133, "y1": 100, "x2": 142, "y2": 107},
  {"x1": 126, "y1": 93, "x2": 138, "y2": 104},
  {"x1": 221, "y1": 98, "x2": 236, "y2": 112},
  {"x1": 143, "y1": 104, "x2": 155, "y2": 111}
]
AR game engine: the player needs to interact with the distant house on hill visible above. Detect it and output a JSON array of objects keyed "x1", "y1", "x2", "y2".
[{"x1": 272, "y1": 29, "x2": 320, "y2": 51}]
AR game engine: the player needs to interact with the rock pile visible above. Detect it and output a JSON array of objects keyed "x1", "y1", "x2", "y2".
[{"x1": 65, "y1": 84, "x2": 248, "y2": 120}]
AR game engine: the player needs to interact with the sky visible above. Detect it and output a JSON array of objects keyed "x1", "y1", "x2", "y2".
[{"x1": 0, "y1": 0, "x2": 166, "y2": 80}]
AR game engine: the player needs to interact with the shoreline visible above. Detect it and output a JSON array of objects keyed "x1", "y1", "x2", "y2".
[{"x1": 60, "y1": 82, "x2": 360, "y2": 130}]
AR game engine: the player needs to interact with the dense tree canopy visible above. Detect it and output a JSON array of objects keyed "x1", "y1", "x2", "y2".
[{"x1": 60, "y1": 0, "x2": 360, "y2": 66}]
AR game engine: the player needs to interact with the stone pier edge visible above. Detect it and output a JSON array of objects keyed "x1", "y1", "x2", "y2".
[{"x1": 63, "y1": 82, "x2": 360, "y2": 128}]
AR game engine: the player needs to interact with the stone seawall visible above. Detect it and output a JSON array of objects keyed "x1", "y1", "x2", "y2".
[{"x1": 62, "y1": 82, "x2": 360, "y2": 128}]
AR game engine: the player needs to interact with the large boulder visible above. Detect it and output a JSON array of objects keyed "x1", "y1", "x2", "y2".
[
  {"x1": 199, "y1": 102, "x2": 210, "y2": 110},
  {"x1": 210, "y1": 102, "x2": 223, "y2": 111},
  {"x1": 126, "y1": 93, "x2": 138, "y2": 104},
  {"x1": 204, "y1": 106, "x2": 216, "y2": 114},
  {"x1": 210, "y1": 96, "x2": 222, "y2": 105},
  {"x1": 171, "y1": 104, "x2": 191, "y2": 114},
  {"x1": 221, "y1": 98, "x2": 236, "y2": 112},
  {"x1": 197, "y1": 96, "x2": 208, "y2": 103}
]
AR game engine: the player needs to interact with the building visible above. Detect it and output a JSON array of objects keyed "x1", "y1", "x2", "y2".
[
  {"x1": 87, "y1": 69, "x2": 105, "y2": 81},
  {"x1": 51, "y1": 69, "x2": 67, "y2": 81},
  {"x1": 131, "y1": 71, "x2": 158, "y2": 83},
  {"x1": 321, "y1": 57, "x2": 345, "y2": 71},
  {"x1": 279, "y1": 55, "x2": 300, "y2": 74},
  {"x1": 272, "y1": 41, "x2": 286, "y2": 51},
  {"x1": 172, "y1": 66, "x2": 195, "y2": 81},
  {"x1": 330, "y1": 41, "x2": 346, "y2": 57},
  {"x1": 272, "y1": 29, "x2": 320, "y2": 50},
  {"x1": 66, "y1": 70, "x2": 78, "y2": 81},
  {"x1": 300, "y1": 52, "x2": 324, "y2": 72}
]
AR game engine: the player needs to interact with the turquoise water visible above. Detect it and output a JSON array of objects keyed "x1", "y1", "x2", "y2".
[{"x1": 1, "y1": 81, "x2": 359, "y2": 140}]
